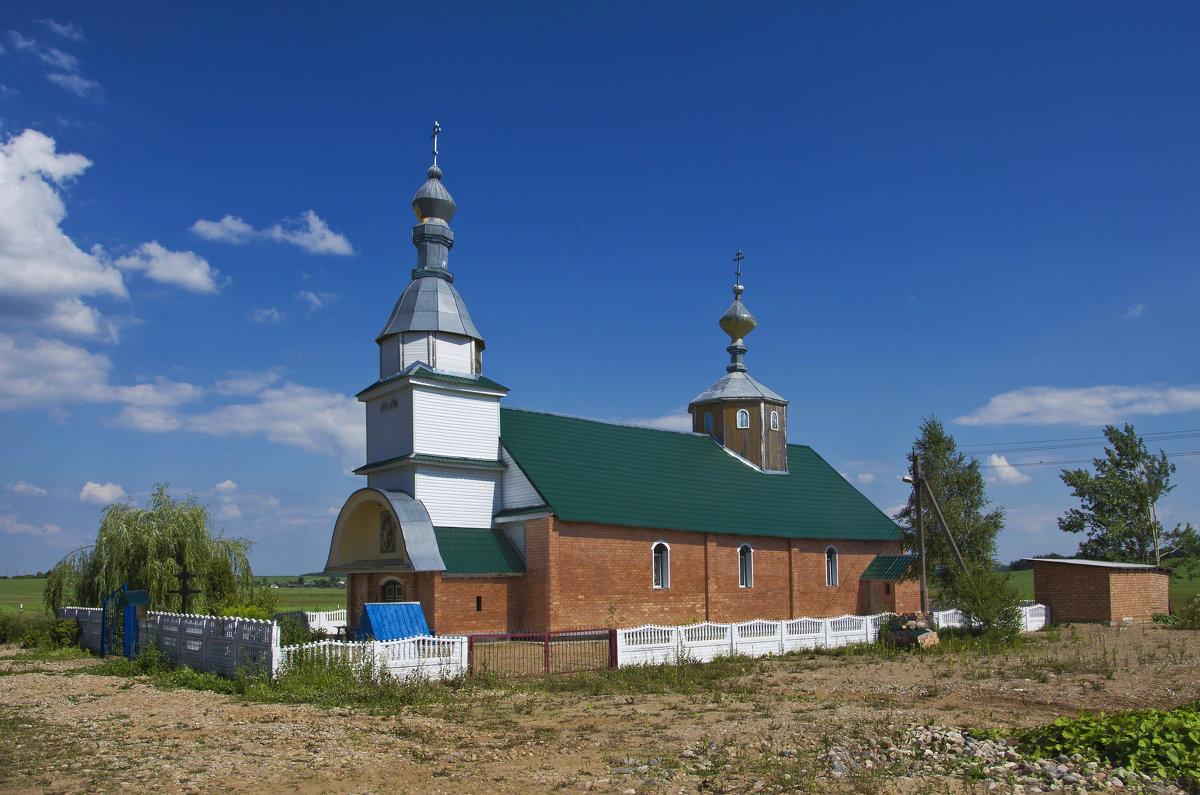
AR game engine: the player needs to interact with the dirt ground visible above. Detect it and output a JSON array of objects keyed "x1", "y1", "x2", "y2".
[{"x1": 2, "y1": 623, "x2": 1198, "y2": 794}]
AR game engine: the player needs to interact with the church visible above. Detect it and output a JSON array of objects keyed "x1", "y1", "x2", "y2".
[{"x1": 324, "y1": 130, "x2": 918, "y2": 636}]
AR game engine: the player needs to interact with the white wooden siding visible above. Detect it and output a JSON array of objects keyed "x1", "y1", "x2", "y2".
[
  {"x1": 366, "y1": 468, "x2": 415, "y2": 495},
  {"x1": 401, "y1": 332, "x2": 430, "y2": 369},
  {"x1": 502, "y1": 522, "x2": 526, "y2": 559},
  {"x1": 379, "y1": 336, "x2": 400, "y2": 379},
  {"x1": 365, "y1": 391, "x2": 413, "y2": 464},
  {"x1": 412, "y1": 387, "x2": 499, "y2": 459},
  {"x1": 414, "y1": 468, "x2": 500, "y2": 527},
  {"x1": 432, "y1": 333, "x2": 473, "y2": 374},
  {"x1": 500, "y1": 446, "x2": 542, "y2": 509}
]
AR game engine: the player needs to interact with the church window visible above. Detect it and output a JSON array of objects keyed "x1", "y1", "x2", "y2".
[
  {"x1": 652, "y1": 542, "x2": 670, "y2": 589},
  {"x1": 704, "y1": 412, "x2": 714, "y2": 433},
  {"x1": 381, "y1": 580, "x2": 404, "y2": 602},
  {"x1": 738, "y1": 544, "x2": 753, "y2": 588},
  {"x1": 825, "y1": 547, "x2": 839, "y2": 587},
  {"x1": 736, "y1": 409, "x2": 750, "y2": 429},
  {"x1": 770, "y1": 410, "x2": 779, "y2": 430}
]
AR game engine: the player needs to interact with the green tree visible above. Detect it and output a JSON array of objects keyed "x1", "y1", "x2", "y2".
[
  {"x1": 894, "y1": 416, "x2": 1005, "y2": 589},
  {"x1": 44, "y1": 484, "x2": 254, "y2": 615},
  {"x1": 1059, "y1": 424, "x2": 1197, "y2": 567}
]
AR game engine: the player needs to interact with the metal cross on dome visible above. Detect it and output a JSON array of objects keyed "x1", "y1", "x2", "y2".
[
  {"x1": 733, "y1": 249, "x2": 745, "y2": 283},
  {"x1": 431, "y1": 121, "x2": 441, "y2": 166}
]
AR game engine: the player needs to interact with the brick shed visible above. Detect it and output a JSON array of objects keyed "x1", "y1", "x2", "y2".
[{"x1": 1025, "y1": 558, "x2": 1170, "y2": 625}]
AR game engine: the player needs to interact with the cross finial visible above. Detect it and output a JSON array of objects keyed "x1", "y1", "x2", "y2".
[
  {"x1": 733, "y1": 250, "x2": 745, "y2": 283},
  {"x1": 431, "y1": 121, "x2": 441, "y2": 166}
]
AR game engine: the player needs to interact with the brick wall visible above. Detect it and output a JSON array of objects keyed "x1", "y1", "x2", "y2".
[
  {"x1": 1031, "y1": 561, "x2": 1168, "y2": 624},
  {"x1": 789, "y1": 538, "x2": 905, "y2": 616},
  {"x1": 1109, "y1": 570, "x2": 1169, "y2": 622},
  {"x1": 426, "y1": 575, "x2": 522, "y2": 634}
]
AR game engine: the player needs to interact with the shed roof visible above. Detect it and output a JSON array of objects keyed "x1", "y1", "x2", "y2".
[
  {"x1": 499, "y1": 408, "x2": 900, "y2": 541},
  {"x1": 357, "y1": 602, "x2": 430, "y2": 641},
  {"x1": 860, "y1": 555, "x2": 916, "y2": 581},
  {"x1": 1022, "y1": 557, "x2": 1170, "y2": 573}
]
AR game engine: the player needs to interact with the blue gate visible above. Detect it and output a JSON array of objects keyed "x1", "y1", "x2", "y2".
[{"x1": 100, "y1": 585, "x2": 148, "y2": 658}]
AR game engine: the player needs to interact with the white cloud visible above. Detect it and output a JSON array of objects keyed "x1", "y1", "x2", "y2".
[
  {"x1": 7, "y1": 31, "x2": 38, "y2": 51},
  {"x1": 189, "y1": 215, "x2": 255, "y2": 244},
  {"x1": 249, "y1": 307, "x2": 286, "y2": 324},
  {"x1": 215, "y1": 498, "x2": 241, "y2": 521},
  {"x1": 955, "y1": 385, "x2": 1200, "y2": 426},
  {"x1": 0, "y1": 512, "x2": 61, "y2": 536},
  {"x1": 110, "y1": 405, "x2": 184, "y2": 432},
  {"x1": 215, "y1": 370, "x2": 281, "y2": 396},
  {"x1": 114, "y1": 241, "x2": 222, "y2": 293},
  {"x1": 856, "y1": 473, "x2": 877, "y2": 484},
  {"x1": 624, "y1": 410, "x2": 692, "y2": 432},
  {"x1": 214, "y1": 479, "x2": 237, "y2": 492},
  {"x1": 0, "y1": 129, "x2": 126, "y2": 339},
  {"x1": 295, "y1": 290, "x2": 336, "y2": 311},
  {"x1": 78, "y1": 481, "x2": 126, "y2": 505},
  {"x1": 187, "y1": 383, "x2": 362, "y2": 468},
  {"x1": 40, "y1": 20, "x2": 86, "y2": 42},
  {"x1": 191, "y1": 210, "x2": 353, "y2": 255},
  {"x1": 0, "y1": 332, "x2": 200, "y2": 411},
  {"x1": 38, "y1": 46, "x2": 78, "y2": 72},
  {"x1": 9, "y1": 481, "x2": 47, "y2": 497},
  {"x1": 1123, "y1": 303, "x2": 1145, "y2": 320},
  {"x1": 984, "y1": 454, "x2": 1032, "y2": 485}
]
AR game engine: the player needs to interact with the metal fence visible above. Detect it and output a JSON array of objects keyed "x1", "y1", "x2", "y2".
[{"x1": 468, "y1": 628, "x2": 616, "y2": 676}]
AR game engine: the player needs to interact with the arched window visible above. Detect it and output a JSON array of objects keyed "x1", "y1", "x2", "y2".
[
  {"x1": 704, "y1": 412, "x2": 714, "y2": 433},
  {"x1": 825, "y1": 547, "x2": 839, "y2": 587},
  {"x1": 736, "y1": 409, "x2": 750, "y2": 429},
  {"x1": 652, "y1": 542, "x2": 670, "y2": 589},
  {"x1": 381, "y1": 579, "x2": 404, "y2": 602},
  {"x1": 770, "y1": 410, "x2": 779, "y2": 431},
  {"x1": 738, "y1": 544, "x2": 753, "y2": 588}
]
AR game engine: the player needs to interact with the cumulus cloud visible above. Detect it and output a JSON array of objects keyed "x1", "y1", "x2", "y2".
[
  {"x1": 9, "y1": 481, "x2": 47, "y2": 496},
  {"x1": 191, "y1": 210, "x2": 353, "y2": 255},
  {"x1": 114, "y1": 241, "x2": 222, "y2": 293},
  {"x1": 0, "y1": 512, "x2": 61, "y2": 536},
  {"x1": 78, "y1": 481, "x2": 126, "y2": 504},
  {"x1": 215, "y1": 499, "x2": 242, "y2": 521},
  {"x1": 0, "y1": 332, "x2": 201, "y2": 411},
  {"x1": 249, "y1": 307, "x2": 285, "y2": 324},
  {"x1": 187, "y1": 383, "x2": 362, "y2": 468},
  {"x1": 856, "y1": 473, "x2": 877, "y2": 484},
  {"x1": 1123, "y1": 303, "x2": 1145, "y2": 320},
  {"x1": 0, "y1": 129, "x2": 125, "y2": 339},
  {"x1": 984, "y1": 454, "x2": 1032, "y2": 485},
  {"x1": 955, "y1": 385, "x2": 1200, "y2": 426},
  {"x1": 215, "y1": 370, "x2": 281, "y2": 396},
  {"x1": 214, "y1": 479, "x2": 237, "y2": 492},
  {"x1": 110, "y1": 405, "x2": 184, "y2": 432},
  {"x1": 40, "y1": 20, "x2": 86, "y2": 42}
]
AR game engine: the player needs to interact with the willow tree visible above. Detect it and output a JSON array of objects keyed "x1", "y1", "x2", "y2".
[{"x1": 45, "y1": 484, "x2": 253, "y2": 615}]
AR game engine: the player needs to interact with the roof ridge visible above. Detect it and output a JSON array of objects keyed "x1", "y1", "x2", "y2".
[{"x1": 501, "y1": 405, "x2": 704, "y2": 436}]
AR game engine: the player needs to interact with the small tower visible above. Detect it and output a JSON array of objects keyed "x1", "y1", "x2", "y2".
[{"x1": 688, "y1": 252, "x2": 789, "y2": 472}]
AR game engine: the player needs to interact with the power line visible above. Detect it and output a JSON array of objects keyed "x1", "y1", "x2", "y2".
[
  {"x1": 977, "y1": 450, "x2": 1200, "y2": 468},
  {"x1": 961, "y1": 428, "x2": 1200, "y2": 457}
]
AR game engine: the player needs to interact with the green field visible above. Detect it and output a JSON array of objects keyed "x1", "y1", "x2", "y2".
[{"x1": 0, "y1": 577, "x2": 346, "y2": 616}]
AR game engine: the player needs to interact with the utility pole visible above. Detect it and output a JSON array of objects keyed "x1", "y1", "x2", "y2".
[{"x1": 913, "y1": 450, "x2": 927, "y2": 613}]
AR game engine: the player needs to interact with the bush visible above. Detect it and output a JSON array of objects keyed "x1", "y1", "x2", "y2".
[
  {"x1": 18, "y1": 617, "x2": 80, "y2": 650},
  {"x1": 1174, "y1": 595, "x2": 1200, "y2": 630},
  {"x1": 942, "y1": 566, "x2": 1022, "y2": 642},
  {"x1": 0, "y1": 610, "x2": 33, "y2": 644}
]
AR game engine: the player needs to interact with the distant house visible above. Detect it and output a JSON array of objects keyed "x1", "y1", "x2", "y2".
[
  {"x1": 324, "y1": 141, "x2": 919, "y2": 635},
  {"x1": 1024, "y1": 558, "x2": 1169, "y2": 625}
]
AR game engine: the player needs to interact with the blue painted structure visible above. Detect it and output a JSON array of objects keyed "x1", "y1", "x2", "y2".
[{"x1": 356, "y1": 602, "x2": 430, "y2": 641}]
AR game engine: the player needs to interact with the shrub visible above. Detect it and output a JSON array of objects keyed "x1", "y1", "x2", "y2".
[
  {"x1": 1175, "y1": 595, "x2": 1200, "y2": 630},
  {"x1": 941, "y1": 566, "x2": 1022, "y2": 642}
]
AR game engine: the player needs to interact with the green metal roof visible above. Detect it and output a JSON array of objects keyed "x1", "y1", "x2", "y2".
[
  {"x1": 499, "y1": 408, "x2": 902, "y2": 541},
  {"x1": 860, "y1": 554, "x2": 916, "y2": 580},
  {"x1": 434, "y1": 527, "x2": 526, "y2": 574},
  {"x1": 358, "y1": 365, "x2": 509, "y2": 397}
]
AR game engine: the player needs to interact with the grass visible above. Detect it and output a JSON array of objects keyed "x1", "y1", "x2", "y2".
[{"x1": 0, "y1": 578, "x2": 46, "y2": 614}]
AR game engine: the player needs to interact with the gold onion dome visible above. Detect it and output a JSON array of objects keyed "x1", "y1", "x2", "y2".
[{"x1": 719, "y1": 283, "x2": 757, "y2": 343}]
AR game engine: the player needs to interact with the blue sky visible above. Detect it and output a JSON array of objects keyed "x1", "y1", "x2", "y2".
[{"x1": 2, "y1": 2, "x2": 1197, "y2": 576}]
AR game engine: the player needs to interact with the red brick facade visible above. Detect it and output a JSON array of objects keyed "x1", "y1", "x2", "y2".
[
  {"x1": 348, "y1": 516, "x2": 918, "y2": 635},
  {"x1": 1032, "y1": 560, "x2": 1169, "y2": 625}
]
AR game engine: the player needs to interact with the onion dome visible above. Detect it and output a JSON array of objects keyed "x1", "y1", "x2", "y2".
[{"x1": 412, "y1": 164, "x2": 456, "y2": 224}]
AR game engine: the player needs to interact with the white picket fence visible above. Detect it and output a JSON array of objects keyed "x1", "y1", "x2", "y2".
[
  {"x1": 277, "y1": 635, "x2": 468, "y2": 682},
  {"x1": 304, "y1": 608, "x2": 347, "y2": 635},
  {"x1": 616, "y1": 604, "x2": 1050, "y2": 666},
  {"x1": 60, "y1": 607, "x2": 279, "y2": 677},
  {"x1": 60, "y1": 603, "x2": 1050, "y2": 681}
]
